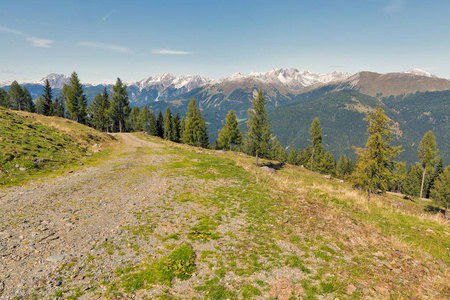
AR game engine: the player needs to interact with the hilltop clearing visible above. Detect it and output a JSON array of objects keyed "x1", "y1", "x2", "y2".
[
  {"x1": 0, "y1": 133, "x2": 449, "y2": 299},
  {"x1": 0, "y1": 107, "x2": 116, "y2": 186}
]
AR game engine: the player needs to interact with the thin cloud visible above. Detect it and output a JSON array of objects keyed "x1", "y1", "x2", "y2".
[
  {"x1": 78, "y1": 41, "x2": 129, "y2": 53},
  {"x1": 152, "y1": 49, "x2": 192, "y2": 55},
  {"x1": 383, "y1": 0, "x2": 407, "y2": 14},
  {"x1": 0, "y1": 25, "x2": 54, "y2": 48},
  {"x1": 102, "y1": 11, "x2": 114, "y2": 21}
]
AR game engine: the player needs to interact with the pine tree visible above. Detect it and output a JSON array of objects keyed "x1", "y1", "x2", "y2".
[
  {"x1": 287, "y1": 149, "x2": 299, "y2": 165},
  {"x1": 22, "y1": 87, "x2": 35, "y2": 113},
  {"x1": 427, "y1": 157, "x2": 444, "y2": 198},
  {"x1": 430, "y1": 166, "x2": 450, "y2": 217},
  {"x1": 352, "y1": 106, "x2": 402, "y2": 201},
  {"x1": 8, "y1": 81, "x2": 24, "y2": 111},
  {"x1": 65, "y1": 72, "x2": 87, "y2": 124},
  {"x1": 87, "y1": 88, "x2": 109, "y2": 131},
  {"x1": 53, "y1": 94, "x2": 65, "y2": 118},
  {"x1": 321, "y1": 151, "x2": 336, "y2": 175},
  {"x1": 0, "y1": 88, "x2": 11, "y2": 108},
  {"x1": 109, "y1": 78, "x2": 130, "y2": 132},
  {"x1": 41, "y1": 79, "x2": 53, "y2": 116},
  {"x1": 35, "y1": 97, "x2": 45, "y2": 114},
  {"x1": 246, "y1": 90, "x2": 271, "y2": 166},
  {"x1": 336, "y1": 154, "x2": 348, "y2": 178},
  {"x1": 137, "y1": 105, "x2": 151, "y2": 132},
  {"x1": 156, "y1": 110, "x2": 164, "y2": 138},
  {"x1": 127, "y1": 106, "x2": 141, "y2": 132},
  {"x1": 309, "y1": 118, "x2": 324, "y2": 172},
  {"x1": 163, "y1": 107, "x2": 173, "y2": 140},
  {"x1": 172, "y1": 112, "x2": 181, "y2": 142},
  {"x1": 417, "y1": 131, "x2": 438, "y2": 212},
  {"x1": 217, "y1": 110, "x2": 243, "y2": 151},
  {"x1": 183, "y1": 98, "x2": 209, "y2": 148},
  {"x1": 148, "y1": 109, "x2": 158, "y2": 136},
  {"x1": 271, "y1": 137, "x2": 287, "y2": 163}
]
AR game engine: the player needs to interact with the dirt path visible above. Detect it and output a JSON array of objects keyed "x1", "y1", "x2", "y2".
[{"x1": 0, "y1": 133, "x2": 173, "y2": 299}]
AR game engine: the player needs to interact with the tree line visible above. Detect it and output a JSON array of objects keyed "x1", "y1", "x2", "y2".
[{"x1": 1, "y1": 77, "x2": 448, "y2": 214}]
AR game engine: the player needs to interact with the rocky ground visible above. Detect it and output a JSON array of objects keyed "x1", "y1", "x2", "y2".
[{"x1": 1, "y1": 133, "x2": 449, "y2": 299}]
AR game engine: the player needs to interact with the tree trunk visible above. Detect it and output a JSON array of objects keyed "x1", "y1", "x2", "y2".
[
  {"x1": 367, "y1": 189, "x2": 371, "y2": 202},
  {"x1": 310, "y1": 151, "x2": 314, "y2": 171},
  {"x1": 255, "y1": 151, "x2": 259, "y2": 167},
  {"x1": 119, "y1": 120, "x2": 123, "y2": 133},
  {"x1": 418, "y1": 168, "x2": 426, "y2": 213}
]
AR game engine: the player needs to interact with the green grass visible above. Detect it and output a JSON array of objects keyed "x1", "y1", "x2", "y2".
[{"x1": 0, "y1": 107, "x2": 116, "y2": 186}]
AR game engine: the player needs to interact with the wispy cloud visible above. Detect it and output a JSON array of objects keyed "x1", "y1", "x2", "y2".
[
  {"x1": 102, "y1": 11, "x2": 114, "y2": 21},
  {"x1": 0, "y1": 25, "x2": 54, "y2": 48},
  {"x1": 383, "y1": 0, "x2": 407, "y2": 14},
  {"x1": 78, "y1": 41, "x2": 129, "y2": 53},
  {"x1": 152, "y1": 49, "x2": 192, "y2": 55}
]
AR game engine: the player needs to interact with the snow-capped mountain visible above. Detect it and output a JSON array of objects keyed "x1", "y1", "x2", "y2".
[
  {"x1": 402, "y1": 68, "x2": 439, "y2": 78},
  {"x1": 218, "y1": 68, "x2": 352, "y2": 90},
  {"x1": 29, "y1": 73, "x2": 71, "y2": 89},
  {"x1": 129, "y1": 73, "x2": 213, "y2": 92}
]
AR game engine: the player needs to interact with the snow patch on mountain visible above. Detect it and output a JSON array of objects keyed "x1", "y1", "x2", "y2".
[
  {"x1": 218, "y1": 68, "x2": 352, "y2": 89},
  {"x1": 35, "y1": 73, "x2": 70, "y2": 89},
  {"x1": 129, "y1": 73, "x2": 213, "y2": 92},
  {"x1": 402, "y1": 68, "x2": 439, "y2": 78}
]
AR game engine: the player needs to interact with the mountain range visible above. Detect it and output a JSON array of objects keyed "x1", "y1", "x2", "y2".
[{"x1": 1, "y1": 68, "x2": 449, "y2": 164}]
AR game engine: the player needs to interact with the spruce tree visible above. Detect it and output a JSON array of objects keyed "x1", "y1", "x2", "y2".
[
  {"x1": 309, "y1": 118, "x2": 324, "y2": 172},
  {"x1": 163, "y1": 107, "x2": 173, "y2": 140},
  {"x1": 22, "y1": 87, "x2": 35, "y2": 113},
  {"x1": 41, "y1": 79, "x2": 53, "y2": 116},
  {"x1": 271, "y1": 137, "x2": 287, "y2": 163},
  {"x1": 352, "y1": 106, "x2": 402, "y2": 201},
  {"x1": 336, "y1": 154, "x2": 348, "y2": 178},
  {"x1": 172, "y1": 112, "x2": 181, "y2": 142},
  {"x1": 35, "y1": 97, "x2": 45, "y2": 114},
  {"x1": 430, "y1": 166, "x2": 450, "y2": 217},
  {"x1": 217, "y1": 110, "x2": 242, "y2": 151},
  {"x1": 246, "y1": 90, "x2": 271, "y2": 166},
  {"x1": 148, "y1": 109, "x2": 158, "y2": 136},
  {"x1": 417, "y1": 131, "x2": 438, "y2": 212},
  {"x1": 156, "y1": 110, "x2": 164, "y2": 138},
  {"x1": 65, "y1": 72, "x2": 87, "y2": 124},
  {"x1": 53, "y1": 94, "x2": 65, "y2": 118},
  {"x1": 287, "y1": 149, "x2": 299, "y2": 165},
  {"x1": 427, "y1": 157, "x2": 444, "y2": 198},
  {"x1": 128, "y1": 106, "x2": 140, "y2": 132},
  {"x1": 0, "y1": 88, "x2": 11, "y2": 108},
  {"x1": 109, "y1": 78, "x2": 130, "y2": 132},
  {"x1": 87, "y1": 88, "x2": 109, "y2": 131},
  {"x1": 8, "y1": 81, "x2": 24, "y2": 111},
  {"x1": 137, "y1": 105, "x2": 151, "y2": 132},
  {"x1": 183, "y1": 98, "x2": 209, "y2": 148}
]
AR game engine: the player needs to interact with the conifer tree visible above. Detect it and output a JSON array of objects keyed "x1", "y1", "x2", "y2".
[
  {"x1": 431, "y1": 166, "x2": 450, "y2": 217},
  {"x1": 183, "y1": 98, "x2": 209, "y2": 148},
  {"x1": 35, "y1": 97, "x2": 45, "y2": 114},
  {"x1": 352, "y1": 106, "x2": 402, "y2": 201},
  {"x1": 287, "y1": 149, "x2": 299, "y2": 165},
  {"x1": 41, "y1": 79, "x2": 53, "y2": 116},
  {"x1": 148, "y1": 109, "x2": 158, "y2": 136},
  {"x1": 336, "y1": 154, "x2": 348, "y2": 178},
  {"x1": 127, "y1": 106, "x2": 140, "y2": 132},
  {"x1": 309, "y1": 118, "x2": 324, "y2": 172},
  {"x1": 137, "y1": 105, "x2": 151, "y2": 132},
  {"x1": 0, "y1": 88, "x2": 11, "y2": 108},
  {"x1": 427, "y1": 157, "x2": 444, "y2": 198},
  {"x1": 87, "y1": 88, "x2": 109, "y2": 131},
  {"x1": 156, "y1": 110, "x2": 164, "y2": 138},
  {"x1": 65, "y1": 72, "x2": 87, "y2": 124},
  {"x1": 217, "y1": 110, "x2": 242, "y2": 151},
  {"x1": 247, "y1": 90, "x2": 271, "y2": 166},
  {"x1": 271, "y1": 137, "x2": 287, "y2": 163},
  {"x1": 53, "y1": 94, "x2": 65, "y2": 118},
  {"x1": 180, "y1": 117, "x2": 186, "y2": 141},
  {"x1": 171, "y1": 112, "x2": 181, "y2": 142},
  {"x1": 109, "y1": 78, "x2": 130, "y2": 132},
  {"x1": 163, "y1": 107, "x2": 173, "y2": 140},
  {"x1": 22, "y1": 87, "x2": 35, "y2": 113},
  {"x1": 8, "y1": 81, "x2": 24, "y2": 111},
  {"x1": 418, "y1": 131, "x2": 438, "y2": 212}
]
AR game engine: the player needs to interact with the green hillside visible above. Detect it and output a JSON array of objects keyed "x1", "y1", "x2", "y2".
[
  {"x1": 0, "y1": 107, "x2": 116, "y2": 185},
  {"x1": 270, "y1": 90, "x2": 450, "y2": 164}
]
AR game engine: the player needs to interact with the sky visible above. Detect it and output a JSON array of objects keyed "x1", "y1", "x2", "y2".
[{"x1": 1, "y1": 0, "x2": 450, "y2": 83}]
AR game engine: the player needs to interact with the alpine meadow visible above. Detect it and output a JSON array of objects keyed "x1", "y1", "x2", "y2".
[{"x1": 1, "y1": 1, "x2": 450, "y2": 299}]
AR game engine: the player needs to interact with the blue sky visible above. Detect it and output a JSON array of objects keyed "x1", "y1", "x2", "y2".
[{"x1": 1, "y1": 0, "x2": 449, "y2": 83}]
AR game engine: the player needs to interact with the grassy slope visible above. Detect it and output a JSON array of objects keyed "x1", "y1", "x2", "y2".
[
  {"x1": 105, "y1": 134, "x2": 449, "y2": 299},
  {"x1": 0, "y1": 107, "x2": 116, "y2": 186}
]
